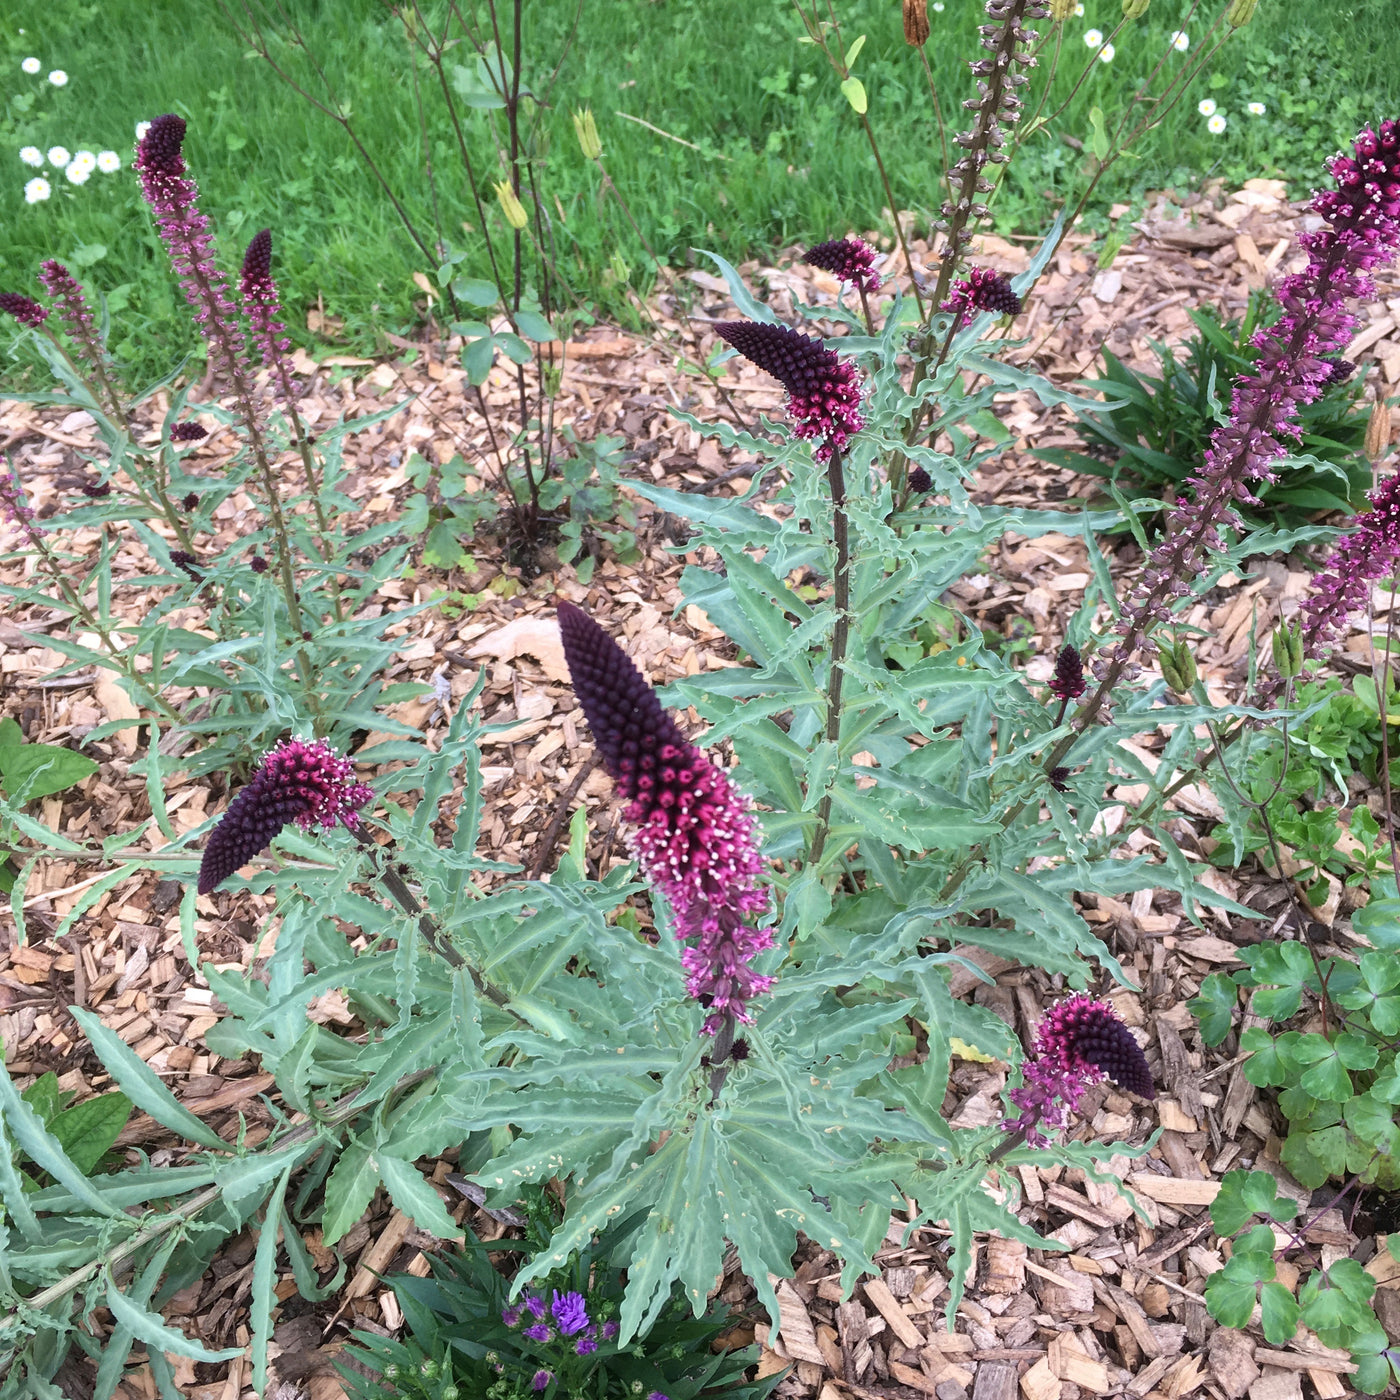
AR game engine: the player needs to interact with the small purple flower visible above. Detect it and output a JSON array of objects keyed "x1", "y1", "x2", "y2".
[
  {"x1": 170, "y1": 422, "x2": 208, "y2": 442},
  {"x1": 941, "y1": 267, "x2": 1023, "y2": 328},
  {"x1": 803, "y1": 237, "x2": 881, "y2": 294},
  {"x1": 559, "y1": 603, "x2": 774, "y2": 1033},
  {"x1": 523, "y1": 1295, "x2": 547, "y2": 1320},
  {"x1": 197, "y1": 737, "x2": 374, "y2": 894},
  {"x1": 1004, "y1": 995, "x2": 1153, "y2": 1147},
  {"x1": 647, "y1": 1392, "x2": 670, "y2": 1400},
  {"x1": 601, "y1": 1320, "x2": 619, "y2": 1341},
  {"x1": 1321, "y1": 356, "x2": 1355, "y2": 387},
  {"x1": 575, "y1": 1329, "x2": 598, "y2": 1356},
  {"x1": 502, "y1": 1306, "x2": 522, "y2": 1327},
  {"x1": 715, "y1": 321, "x2": 865, "y2": 462},
  {"x1": 532, "y1": 1370, "x2": 553, "y2": 1393},
  {"x1": 550, "y1": 1290, "x2": 590, "y2": 1337},
  {"x1": 523, "y1": 1324, "x2": 553, "y2": 1343},
  {"x1": 1048, "y1": 643, "x2": 1086, "y2": 702},
  {"x1": 0, "y1": 293, "x2": 49, "y2": 328}
]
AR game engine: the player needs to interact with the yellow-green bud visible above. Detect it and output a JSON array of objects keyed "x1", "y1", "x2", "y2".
[
  {"x1": 572, "y1": 108, "x2": 602, "y2": 161},
  {"x1": 1049, "y1": 0, "x2": 1076, "y2": 18},
  {"x1": 1271, "y1": 621, "x2": 1304, "y2": 680},
  {"x1": 1225, "y1": 0, "x2": 1257, "y2": 26},
  {"x1": 1122, "y1": 0, "x2": 1149, "y2": 17},
  {"x1": 494, "y1": 180, "x2": 529, "y2": 231},
  {"x1": 1156, "y1": 639, "x2": 1197, "y2": 695}
]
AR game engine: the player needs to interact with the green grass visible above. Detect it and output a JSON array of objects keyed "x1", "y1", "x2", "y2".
[{"x1": 1, "y1": 0, "x2": 1395, "y2": 385}]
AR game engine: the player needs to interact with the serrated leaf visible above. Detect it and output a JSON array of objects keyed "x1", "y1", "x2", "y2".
[
  {"x1": 48, "y1": 1091, "x2": 130, "y2": 1175},
  {"x1": 251, "y1": 1166, "x2": 291, "y2": 1398},
  {"x1": 106, "y1": 1278, "x2": 245, "y2": 1362},
  {"x1": 377, "y1": 1153, "x2": 462, "y2": 1241},
  {"x1": 1259, "y1": 1281, "x2": 1302, "y2": 1345},
  {"x1": 322, "y1": 1143, "x2": 380, "y2": 1247},
  {"x1": 1189, "y1": 972, "x2": 1237, "y2": 1047}
]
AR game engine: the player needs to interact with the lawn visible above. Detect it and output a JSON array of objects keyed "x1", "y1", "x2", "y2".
[{"x1": 1, "y1": 0, "x2": 1395, "y2": 381}]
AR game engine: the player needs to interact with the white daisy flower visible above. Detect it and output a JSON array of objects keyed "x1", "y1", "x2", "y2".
[
  {"x1": 1074, "y1": 2, "x2": 1085, "y2": 13},
  {"x1": 932, "y1": 2, "x2": 944, "y2": 9},
  {"x1": 47, "y1": 145, "x2": 70, "y2": 168},
  {"x1": 1170, "y1": 30, "x2": 1189, "y2": 51},
  {"x1": 47, "y1": 70, "x2": 68, "y2": 87},
  {"x1": 96, "y1": 150, "x2": 121, "y2": 173},
  {"x1": 135, "y1": 120, "x2": 151, "y2": 140},
  {"x1": 20, "y1": 147, "x2": 44, "y2": 168},
  {"x1": 70, "y1": 149, "x2": 96, "y2": 172},
  {"x1": 1084, "y1": 27, "x2": 1103, "y2": 46},
  {"x1": 1247, "y1": 101, "x2": 1266, "y2": 116},
  {"x1": 24, "y1": 176, "x2": 51, "y2": 204},
  {"x1": 21, "y1": 57, "x2": 40, "y2": 75},
  {"x1": 1208, "y1": 113, "x2": 1227, "y2": 135},
  {"x1": 65, "y1": 161, "x2": 90, "y2": 184},
  {"x1": 1198, "y1": 98, "x2": 1217, "y2": 116},
  {"x1": 1098, "y1": 42, "x2": 1115, "y2": 61}
]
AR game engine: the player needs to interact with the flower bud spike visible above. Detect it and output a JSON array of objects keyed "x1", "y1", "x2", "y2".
[
  {"x1": 803, "y1": 237, "x2": 881, "y2": 294},
  {"x1": 572, "y1": 108, "x2": 602, "y2": 161},
  {"x1": 494, "y1": 179, "x2": 530, "y2": 230},
  {"x1": 1225, "y1": 0, "x2": 1257, "y2": 25}
]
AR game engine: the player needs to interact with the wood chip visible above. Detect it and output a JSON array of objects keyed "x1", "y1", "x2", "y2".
[
  {"x1": 1126, "y1": 1174, "x2": 1221, "y2": 1206},
  {"x1": 984, "y1": 1237, "x2": 1027, "y2": 1294},
  {"x1": 972, "y1": 1359, "x2": 1020, "y2": 1400},
  {"x1": 769, "y1": 1276, "x2": 826, "y2": 1365},
  {"x1": 1248, "y1": 1368, "x2": 1303, "y2": 1400},
  {"x1": 1048, "y1": 1334, "x2": 1111, "y2": 1394},
  {"x1": 1020, "y1": 1357, "x2": 1063, "y2": 1400},
  {"x1": 865, "y1": 1275, "x2": 925, "y2": 1349}
]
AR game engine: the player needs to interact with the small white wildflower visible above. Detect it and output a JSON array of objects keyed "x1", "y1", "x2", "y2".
[
  {"x1": 1198, "y1": 98, "x2": 1217, "y2": 116},
  {"x1": 1084, "y1": 27, "x2": 1103, "y2": 46},
  {"x1": 96, "y1": 150, "x2": 121, "y2": 173},
  {"x1": 932, "y1": 2, "x2": 944, "y2": 9},
  {"x1": 20, "y1": 147, "x2": 44, "y2": 168},
  {"x1": 21, "y1": 57, "x2": 40, "y2": 75},
  {"x1": 1170, "y1": 30, "x2": 1189, "y2": 50},
  {"x1": 1074, "y1": 2, "x2": 1085, "y2": 13},
  {"x1": 1247, "y1": 101, "x2": 1266, "y2": 116},
  {"x1": 70, "y1": 149, "x2": 96, "y2": 172},
  {"x1": 1208, "y1": 113, "x2": 1227, "y2": 135},
  {"x1": 1098, "y1": 42, "x2": 1115, "y2": 61},
  {"x1": 24, "y1": 176, "x2": 51, "y2": 204},
  {"x1": 46, "y1": 145, "x2": 70, "y2": 168},
  {"x1": 65, "y1": 161, "x2": 90, "y2": 185},
  {"x1": 47, "y1": 70, "x2": 67, "y2": 87},
  {"x1": 135, "y1": 120, "x2": 151, "y2": 140}
]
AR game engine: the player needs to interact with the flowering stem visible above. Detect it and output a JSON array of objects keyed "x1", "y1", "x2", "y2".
[
  {"x1": 1377, "y1": 590, "x2": 1400, "y2": 890},
  {"x1": 983, "y1": 1125, "x2": 1029, "y2": 1166},
  {"x1": 808, "y1": 446, "x2": 852, "y2": 869}
]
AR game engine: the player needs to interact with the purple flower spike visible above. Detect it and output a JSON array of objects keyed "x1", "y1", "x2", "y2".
[
  {"x1": 0, "y1": 294, "x2": 49, "y2": 328},
  {"x1": 715, "y1": 322, "x2": 865, "y2": 462},
  {"x1": 941, "y1": 267, "x2": 1023, "y2": 328},
  {"x1": 804, "y1": 237, "x2": 881, "y2": 294},
  {"x1": 551, "y1": 1290, "x2": 590, "y2": 1337},
  {"x1": 1048, "y1": 643, "x2": 1086, "y2": 701},
  {"x1": 135, "y1": 115, "x2": 258, "y2": 409},
  {"x1": 1005, "y1": 995, "x2": 1153, "y2": 1147},
  {"x1": 240, "y1": 227, "x2": 300, "y2": 412},
  {"x1": 558, "y1": 602, "x2": 775, "y2": 1032},
  {"x1": 532, "y1": 1370, "x2": 553, "y2": 1392},
  {"x1": 197, "y1": 737, "x2": 373, "y2": 895},
  {"x1": 0, "y1": 460, "x2": 38, "y2": 541},
  {"x1": 37, "y1": 262, "x2": 105, "y2": 371},
  {"x1": 170, "y1": 422, "x2": 208, "y2": 442}
]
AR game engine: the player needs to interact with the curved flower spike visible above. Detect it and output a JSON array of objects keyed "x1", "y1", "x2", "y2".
[{"x1": 557, "y1": 601, "x2": 774, "y2": 1032}]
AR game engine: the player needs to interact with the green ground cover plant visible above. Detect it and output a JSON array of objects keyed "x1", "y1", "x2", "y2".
[{"x1": 1, "y1": 0, "x2": 1396, "y2": 382}]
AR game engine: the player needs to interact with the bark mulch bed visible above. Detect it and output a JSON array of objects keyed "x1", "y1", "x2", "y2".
[{"x1": 1, "y1": 177, "x2": 1399, "y2": 1400}]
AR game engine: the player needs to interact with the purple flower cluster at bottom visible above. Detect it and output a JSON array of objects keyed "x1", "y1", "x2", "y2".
[
  {"x1": 504, "y1": 1288, "x2": 611, "y2": 1365},
  {"x1": 1004, "y1": 995, "x2": 1153, "y2": 1148}
]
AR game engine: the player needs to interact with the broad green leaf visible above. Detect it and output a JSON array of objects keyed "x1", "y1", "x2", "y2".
[
  {"x1": 1259, "y1": 1282, "x2": 1301, "y2": 1345},
  {"x1": 71, "y1": 1007, "x2": 229, "y2": 1152},
  {"x1": 47, "y1": 1091, "x2": 130, "y2": 1175},
  {"x1": 322, "y1": 1142, "x2": 380, "y2": 1247},
  {"x1": 377, "y1": 1153, "x2": 462, "y2": 1241},
  {"x1": 840, "y1": 76, "x2": 867, "y2": 113},
  {"x1": 1188, "y1": 973, "x2": 1237, "y2": 1047},
  {"x1": 0, "y1": 742, "x2": 98, "y2": 800}
]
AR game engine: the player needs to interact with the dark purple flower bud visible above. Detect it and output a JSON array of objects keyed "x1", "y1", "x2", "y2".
[
  {"x1": 241, "y1": 228, "x2": 273, "y2": 290},
  {"x1": 575, "y1": 1331, "x2": 598, "y2": 1356},
  {"x1": 250, "y1": 553, "x2": 269, "y2": 573},
  {"x1": 601, "y1": 1320, "x2": 619, "y2": 1340},
  {"x1": 81, "y1": 481, "x2": 112, "y2": 498},
  {"x1": 523, "y1": 1324, "x2": 552, "y2": 1344},
  {"x1": 941, "y1": 266, "x2": 1023, "y2": 328},
  {"x1": 1048, "y1": 766, "x2": 1070, "y2": 793},
  {"x1": 240, "y1": 227, "x2": 297, "y2": 403},
  {"x1": 197, "y1": 737, "x2": 373, "y2": 895},
  {"x1": 170, "y1": 422, "x2": 208, "y2": 442},
  {"x1": 1321, "y1": 357, "x2": 1356, "y2": 387},
  {"x1": 0, "y1": 294, "x2": 49, "y2": 328},
  {"x1": 551, "y1": 1290, "x2": 590, "y2": 1337},
  {"x1": 803, "y1": 237, "x2": 881, "y2": 294},
  {"x1": 1004, "y1": 994, "x2": 1153, "y2": 1147},
  {"x1": 531, "y1": 1372, "x2": 552, "y2": 1393},
  {"x1": 136, "y1": 114, "x2": 187, "y2": 178},
  {"x1": 183, "y1": 492, "x2": 200, "y2": 510},
  {"x1": 169, "y1": 550, "x2": 202, "y2": 579},
  {"x1": 715, "y1": 321, "x2": 865, "y2": 462},
  {"x1": 1048, "y1": 643, "x2": 1086, "y2": 701},
  {"x1": 523, "y1": 1296, "x2": 547, "y2": 1319},
  {"x1": 502, "y1": 1307, "x2": 522, "y2": 1327},
  {"x1": 558, "y1": 602, "x2": 774, "y2": 1032},
  {"x1": 907, "y1": 466, "x2": 932, "y2": 494}
]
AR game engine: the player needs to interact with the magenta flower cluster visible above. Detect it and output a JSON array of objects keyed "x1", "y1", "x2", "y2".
[
  {"x1": 240, "y1": 226, "x2": 300, "y2": 412},
  {"x1": 135, "y1": 115, "x2": 257, "y2": 406},
  {"x1": 715, "y1": 321, "x2": 865, "y2": 462},
  {"x1": 803, "y1": 236, "x2": 881, "y2": 294},
  {"x1": 0, "y1": 293, "x2": 48, "y2": 328},
  {"x1": 1004, "y1": 995, "x2": 1153, "y2": 1147},
  {"x1": 558, "y1": 602, "x2": 775, "y2": 1033},
  {"x1": 941, "y1": 267, "x2": 1023, "y2": 328},
  {"x1": 197, "y1": 737, "x2": 373, "y2": 894},
  {"x1": 1109, "y1": 119, "x2": 1400, "y2": 678},
  {"x1": 1047, "y1": 643, "x2": 1086, "y2": 702}
]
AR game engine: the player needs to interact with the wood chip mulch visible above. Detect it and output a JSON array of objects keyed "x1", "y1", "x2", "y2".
[{"x1": 1, "y1": 175, "x2": 1399, "y2": 1400}]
